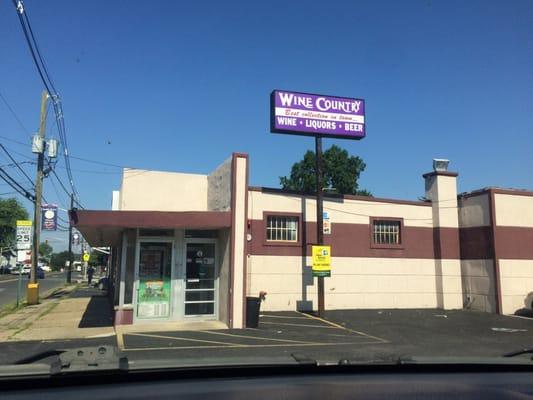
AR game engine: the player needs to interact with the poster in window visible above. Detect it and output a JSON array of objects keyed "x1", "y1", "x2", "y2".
[{"x1": 137, "y1": 248, "x2": 170, "y2": 318}]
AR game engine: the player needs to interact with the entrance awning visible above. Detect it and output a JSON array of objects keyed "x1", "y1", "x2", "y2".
[{"x1": 71, "y1": 210, "x2": 232, "y2": 247}]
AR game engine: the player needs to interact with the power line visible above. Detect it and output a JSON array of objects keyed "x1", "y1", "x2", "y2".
[
  {"x1": 12, "y1": 0, "x2": 80, "y2": 203},
  {"x1": 0, "y1": 134, "x2": 28, "y2": 147},
  {"x1": 0, "y1": 89, "x2": 31, "y2": 135},
  {"x1": 0, "y1": 143, "x2": 34, "y2": 186},
  {"x1": 0, "y1": 166, "x2": 34, "y2": 200}
]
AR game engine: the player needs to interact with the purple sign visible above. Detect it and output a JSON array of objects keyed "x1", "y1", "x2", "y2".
[
  {"x1": 41, "y1": 204, "x2": 58, "y2": 231},
  {"x1": 271, "y1": 90, "x2": 365, "y2": 139}
]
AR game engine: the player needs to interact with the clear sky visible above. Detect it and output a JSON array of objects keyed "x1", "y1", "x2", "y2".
[{"x1": 1, "y1": 0, "x2": 532, "y2": 251}]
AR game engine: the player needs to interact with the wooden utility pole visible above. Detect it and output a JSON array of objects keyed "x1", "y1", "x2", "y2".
[
  {"x1": 315, "y1": 136, "x2": 325, "y2": 317},
  {"x1": 27, "y1": 90, "x2": 48, "y2": 304}
]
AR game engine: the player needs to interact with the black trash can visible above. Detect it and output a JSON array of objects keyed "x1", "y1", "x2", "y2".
[{"x1": 246, "y1": 296, "x2": 261, "y2": 328}]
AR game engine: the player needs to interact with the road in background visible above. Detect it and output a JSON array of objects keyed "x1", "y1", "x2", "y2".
[{"x1": 0, "y1": 272, "x2": 67, "y2": 308}]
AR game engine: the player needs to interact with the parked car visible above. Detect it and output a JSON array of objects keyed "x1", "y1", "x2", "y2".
[
  {"x1": 10, "y1": 264, "x2": 27, "y2": 275},
  {"x1": 0, "y1": 265, "x2": 11, "y2": 274},
  {"x1": 29, "y1": 267, "x2": 45, "y2": 280},
  {"x1": 40, "y1": 265, "x2": 51, "y2": 272}
]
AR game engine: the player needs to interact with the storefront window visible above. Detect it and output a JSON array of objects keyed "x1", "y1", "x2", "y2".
[{"x1": 137, "y1": 242, "x2": 172, "y2": 319}]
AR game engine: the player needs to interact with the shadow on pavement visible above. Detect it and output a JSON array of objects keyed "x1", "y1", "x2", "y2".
[{"x1": 74, "y1": 287, "x2": 114, "y2": 328}]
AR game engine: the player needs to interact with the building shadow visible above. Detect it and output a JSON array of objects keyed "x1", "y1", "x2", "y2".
[
  {"x1": 433, "y1": 228, "x2": 444, "y2": 309},
  {"x1": 75, "y1": 287, "x2": 114, "y2": 328}
]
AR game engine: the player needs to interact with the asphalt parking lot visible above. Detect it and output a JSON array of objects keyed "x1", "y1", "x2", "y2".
[
  {"x1": 120, "y1": 309, "x2": 533, "y2": 365},
  {"x1": 1, "y1": 309, "x2": 532, "y2": 366},
  {"x1": 121, "y1": 311, "x2": 387, "y2": 364}
]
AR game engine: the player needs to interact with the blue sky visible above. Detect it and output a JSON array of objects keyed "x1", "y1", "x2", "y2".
[{"x1": 1, "y1": 0, "x2": 532, "y2": 251}]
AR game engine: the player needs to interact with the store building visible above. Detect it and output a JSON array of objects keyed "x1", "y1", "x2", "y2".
[{"x1": 71, "y1": 153, "x2": 533, "y2": 328}]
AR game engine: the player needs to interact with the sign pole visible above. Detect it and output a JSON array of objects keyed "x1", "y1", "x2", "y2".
[
  {"x1": 67, "y1": 194, "x2": 73, "y2": 284},
  {"x1": 315, "y1": 136, "x2": 325, "y2": 318}
]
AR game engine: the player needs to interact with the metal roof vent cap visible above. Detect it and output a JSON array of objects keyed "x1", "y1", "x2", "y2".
[{"x1": 433, "y1": 159, "x2": 450, "y2": 172}]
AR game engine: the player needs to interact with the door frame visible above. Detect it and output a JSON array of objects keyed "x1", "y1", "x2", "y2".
[
  {"x1": 133, "y1": 237, "x2": 176, "y2": 324},
  {"x1": 183, "y1": 237, "x2": 218, "y2": 320}
]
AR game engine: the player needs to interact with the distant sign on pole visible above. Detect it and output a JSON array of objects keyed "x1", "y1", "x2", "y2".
[
  {"x1": 16, "y1": 220, "x2": 32, "y2": 250},
  {"x1": 312, "y1": 245, "x2": 331, "y2": 277},
  {"x1": 83, "y1": 252, "x2": 90, "y2": 262},
  {"x1": 323, "y1": 212, "x2": 331, "y2": 235},
  {"x1": 271, "y1": 90, "x2": 365, "y2": 139},
  {"x1": 42, "y1": 204, "x2": 58, "y2": 231}
]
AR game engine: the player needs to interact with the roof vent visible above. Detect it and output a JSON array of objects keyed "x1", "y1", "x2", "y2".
[{"x1": 433, "y1": 159, "x2": 450, "y2": 172}]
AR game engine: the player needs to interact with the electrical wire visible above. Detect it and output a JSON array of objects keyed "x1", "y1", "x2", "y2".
[
  {"x1": 0, "y1": 143, "x2": 34, "y2": 186},
  {"x1": 0, "y1": 89, "x2": 31, "y2": 136},
  {"x1": 12, "y1": 0, "x2": 80, "y2": 204},
  {"x1": 0, "y1": 166, "x2": 34, "y2": 200}
]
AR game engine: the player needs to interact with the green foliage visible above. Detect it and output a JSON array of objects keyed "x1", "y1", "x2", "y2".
[
  {"x1": 88, "y1": 251, "x2": 106, "y2": 267},
  {"x1": 279, "y1": 145, "x2": 372, "y2": 196},
  {"x1": 39, "y1": 241, "x2": 53, "y2": 261},
  {"x1": 50, "y1": 251, "x2": 80, "y2": 270},
  {"x1": 0, "y1": 198, "x2": 29, "y2": 249}
]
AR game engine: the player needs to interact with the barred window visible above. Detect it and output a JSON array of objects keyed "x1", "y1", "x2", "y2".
[
  {"x1": 266, "y1": 215, "x2": 298, "y2": 242},
  {"x1": 372, "y1": 220, "x2": 401, "y2": 245}
]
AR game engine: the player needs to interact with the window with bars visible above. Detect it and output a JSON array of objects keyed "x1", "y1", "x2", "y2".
[
  {"x1": 372, "y1": 219, "x2": 402, "y2": 246},
  {"x1": 266, "y1": 215, "x2": 299, "y2": 242}
]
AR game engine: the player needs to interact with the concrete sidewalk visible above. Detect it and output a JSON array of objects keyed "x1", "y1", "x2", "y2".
[{"x1": 0, "y1": 285, "x2": 115, "y2": 342}]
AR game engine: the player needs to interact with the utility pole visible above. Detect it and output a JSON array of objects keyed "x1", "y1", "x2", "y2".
[
  {"x1": 67, "y1": 193, "x2": 73, "y2": 283},
  {"x1": 315, "y1": 136, "x2": 325, "y2": 318},
  {"x1": 28, "y1": 90, "x2": 48, "y2": 304}
]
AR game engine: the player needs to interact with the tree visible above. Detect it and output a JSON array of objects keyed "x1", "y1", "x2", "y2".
[
  {"x1": 50, "y1": 251, "x2": 69, "y2": 271},
  {"x1": 0, "y1": 198, "x2": 29, "y2": 249},
  {"x1": 50, "y1": 251, "x2": 80, "y2": 271},
  {"x1": 88, "y1": 250, "x2": 106, "y2": 267},
  {"x1": 39, "y1": 241, "x2": 53, "y2": 263},
  {"x1": 279, "y1": 145, "x2": 371, "y2": 195}
]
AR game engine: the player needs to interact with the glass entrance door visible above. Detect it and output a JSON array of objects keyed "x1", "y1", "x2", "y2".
[{"x1": 184, "y1": 242, "x2": 216, "y2": 316}]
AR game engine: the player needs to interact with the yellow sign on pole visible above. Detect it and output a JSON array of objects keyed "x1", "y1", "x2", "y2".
[
  {"x1": 83, "y1": 252, "x2": 90, "y2": 262},
  {"x1": 312, "y1": 245, "x2": 331, "y2": 277}
]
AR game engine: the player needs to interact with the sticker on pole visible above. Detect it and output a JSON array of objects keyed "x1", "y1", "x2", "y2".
[
  {"x1": 312, "y1": 245, "x2": 331, "y2": 277},
  {"x1": 16, "y1": 220, "x2": 32, "y2": 250}
]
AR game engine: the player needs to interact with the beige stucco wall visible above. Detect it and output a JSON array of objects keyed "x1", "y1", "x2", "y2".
[
  {"x1": 458, "y1": 194, "x2": 491, "y2": 228},
  {"x1": 499, "y1": 259, "x2": 533, "y2": 314},
  {"x1": 248, "y1": 191, "x2": 433, "y2": 228},
  {"x1": 208, "y1": 157, "x2": 232, "y2": 212},
  {"x1": 249, "y1": 256, "x2": 463, "y2": 311},
  {"x1": 425, "y1": 175, "x2": 459, "y2": 228},
  {"x1": 494, "y1": 193, "x2": 533, "y2": 227},
  {"x1": 460, "y1": 259, "x2": 496, "y2": 312},
  {"x1": 231, "y1": 156, "x2": 247, "y2": 328},
  {"x1": 120, "y1": 169, "x2": 208, "y2": 211}
]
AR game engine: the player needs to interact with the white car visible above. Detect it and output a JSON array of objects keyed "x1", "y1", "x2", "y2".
[{"x1": 40, "y1": 265, "x2": 51, "y2": 272}]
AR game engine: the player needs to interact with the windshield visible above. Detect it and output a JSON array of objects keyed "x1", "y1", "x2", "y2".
[{"x1": 0, "y1": 0, "x2": 532, "y2": 373}]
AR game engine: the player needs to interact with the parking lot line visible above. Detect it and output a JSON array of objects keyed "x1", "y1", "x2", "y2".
[
  {"x1": 124, "y1": 340, "x2": 382, "y2": 352},
  {"x1": 259, "y1": 314, "x2": 309, "y2": 319},
  {"x1": 297, "y1": 311, "x2": 389, "y2": 343},
  {"x1": 197, "y1": 330, "x2": 314, "y2": 344},
  {"x1": 127, "y1": 332, "x2": 245, "y2": 346},
  {"x1": 260, "y1": 321, "x2": 338, "y2": 329}
]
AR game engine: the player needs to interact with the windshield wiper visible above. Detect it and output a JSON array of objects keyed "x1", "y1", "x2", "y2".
[{"x1": 503, "y1": 347, "x2": 533, "y2": 358}]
